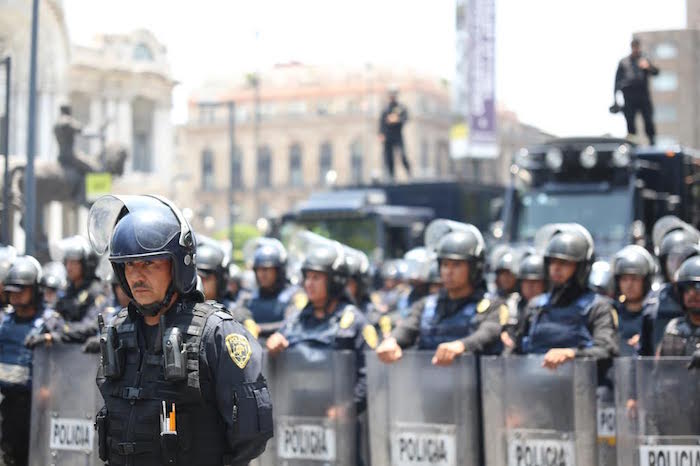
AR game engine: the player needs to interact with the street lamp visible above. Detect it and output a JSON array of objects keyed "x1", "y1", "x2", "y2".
[{"x1": 24, "y1": 0, "x2": 40, "y2": 254}]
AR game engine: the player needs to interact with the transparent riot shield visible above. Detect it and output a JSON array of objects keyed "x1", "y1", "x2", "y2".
[
  {"x1": 367, "y1": 350, "x2": 481, "y2": 466},
  {"x1": 28, "y1": 345, "x2": 102, "y2": 466},
  {"x1": 481, "y1": 355, "x2": 598, "y2": 466},
  {"x1": 597, "y1": 383, "x2": 618, "y2": 466},
  {"x1": 257, "y1": 348, "x2": 356, "y2": 466},
  {"x1": 615, "y1": 357, "x2": 700, "y2": 466}
]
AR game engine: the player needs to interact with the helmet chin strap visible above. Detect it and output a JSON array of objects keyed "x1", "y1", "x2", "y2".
[{"x1": 133, "y1": 281, "x2": 176, "y2": 317}]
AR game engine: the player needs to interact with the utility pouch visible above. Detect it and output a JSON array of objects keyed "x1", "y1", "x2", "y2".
[
  {"x1": 160, "y1": 431, "x2": 178, "y2": 465},
  {"x1": 95, "y1": 406, "x2": 108, "y2": 461},
  {"x1": 100, "y1": 326, "x2": 125, "y2": 379},
  {"x1": 162, "y1": 327, "x2": 187, "y2": 381}
]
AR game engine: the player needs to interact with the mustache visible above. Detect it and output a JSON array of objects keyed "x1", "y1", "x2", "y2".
[{"x1": 131, "y1": 281, "x2": 151, "y2": 290}]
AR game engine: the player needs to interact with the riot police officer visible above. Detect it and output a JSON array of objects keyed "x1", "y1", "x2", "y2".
[
  {"x1": 516, "y1": 224, "x2": 618, "y2": 368},
  {"x1": 0, "y1": 245, "x2": 17, "y2": 313},
  {"x1": 376, "y1": 226, "x2": 503, "y2": 366},
  {"x1": 245, "y1": 238, "x2": 305, "y2": 338},
  {"x1": 395, "y1": 248, "x2": 431, "y2": 318},
  {"x1": 344, "y1": 247, "x2": 373, "y2": 314},
  {"x1": 611, "y1": 245, "x2": 656, "y2": 356},
  {"x1": 225, "y1": 262, "x2": 249, "y2": 305},
  {"x1": 1, "y1": 256, "x2": 64, "y2": 466},
  {"x1": 53, "y1": 235, "x2": 107, "y2": 343},
  {"x1": 40, "y1": 261, "x2": 68, "y2": 308},
  {"x1": 196, "y1": 240, "x2": 258, "y2": 337},
  {"x1": 658, "y1": 256, "x2": 700, "y2": 369},
  {"x1": 266, "y1": 240, "x2": 377, "y2": 413},
  {"x1": 88, "y1": 194, "x2": 272, "y2": 465},
  {"x1": 501, "y1": 253, "x2": 547, "y2": 350}
]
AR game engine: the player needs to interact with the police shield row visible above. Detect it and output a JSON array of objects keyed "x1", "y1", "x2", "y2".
[{"x1": 2, "y1": 195, "x2": 700, "y2": 465}]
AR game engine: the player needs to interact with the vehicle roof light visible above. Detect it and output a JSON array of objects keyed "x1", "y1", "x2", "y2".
[
  {"x1": 580, "y1": 146, "x2": 598, "y2": 169},
  {"x1": 545, "y1": 148, "x2": 563, "y2": 170}
]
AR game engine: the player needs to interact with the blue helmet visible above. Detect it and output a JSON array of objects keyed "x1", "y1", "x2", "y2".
[{"x1": 88, "y1": 195, "x2": 197, "y2": 315}]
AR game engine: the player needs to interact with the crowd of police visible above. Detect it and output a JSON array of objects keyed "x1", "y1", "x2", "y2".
[{"x1": 0, "y1": 193, "x2": 699, "y2": 465}]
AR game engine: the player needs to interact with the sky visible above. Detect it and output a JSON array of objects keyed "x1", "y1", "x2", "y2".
[{"x1": 64, "y1": 0, "x2": 687, "y2": 137}]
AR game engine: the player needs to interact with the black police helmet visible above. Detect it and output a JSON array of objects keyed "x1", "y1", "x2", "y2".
[
  {"x1": 612, "y1": 244, "x2": 656, "y2": 296},
  {"x1": 61, "y1": 236, "x2": 99, "y2": 281},
  {"x1": 435, "y1": 228, "x2": 485, "y2": 286},
  {"x1": 301, "y1": 242, "x2": 348, "y2": 298},
  {"x1": 40, "y1": 262, "x2": 68, "y2": 291},
  {"x1": 518, "y1": 254, "x2": 546, "y2": 281},
  {"x1": 253, "y1": 242, "x2": 286, "y2": 269},
  {"x1": 4, "y1": 255, "x2": 43, "y2": 304},
  {"x1": 196, "y1": 242, "x2": 228, "y2": 298},
  {"x1": 89, "y1": 195, "x2": 197, "y2": 316},
  {"x1": 674, "y1": 256, "x2": 700, "y2": 312},
  {"x1": 543, "y1": 225, "x2": 594, "y2": 288}
]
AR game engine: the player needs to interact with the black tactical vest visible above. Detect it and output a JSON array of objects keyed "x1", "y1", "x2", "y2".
[{"x1": 97, "y1": 301, "x2": 233, "y2": 466}]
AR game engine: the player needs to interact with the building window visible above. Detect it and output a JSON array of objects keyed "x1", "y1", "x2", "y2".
[
  {"x1": 652, "y1": 72, "x2": 678, "y2": 92},
  {"x1": 201, "y1": 148, "x2": 215, "y2": 191},
  {"x1": 654, "y1": 42, "x2": 678, "y2": 60},
  {"x1": 319, "y1": 141, "x2": 333, "y2": 185},
  {"x1": 420, "y1": 139, "x2": 429, "y2": 176},
  {"x1": 132, "y1": 97, "x2": 154, "y2": 173},
  {"x1": 289, "y1": 143, "x2": 303, "y2": 187},
  {"x1": 198, "y1": 103, "x2": 217, "y2": 124},
  {"x1": 231, "y1": 146, "x2": 243, "y2": 189},
  {"x1": 655, "y1": 104, "x2": 677, "y2": 123},
  {"x1": 133, "y1": 43, "x2": 154, "y2": 61},
  {"x1": 350, "y1": 139, "x2": 363, "y2": 184},
  {"x1": 257, "y1": 145, "x2": 272, "y2": 188}
]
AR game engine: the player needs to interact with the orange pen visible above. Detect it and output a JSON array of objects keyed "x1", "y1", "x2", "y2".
[{"x1": 169, "y1": 403, "x2": 176, "y2": 432}]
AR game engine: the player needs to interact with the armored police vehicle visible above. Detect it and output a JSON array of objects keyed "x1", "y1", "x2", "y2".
[{"x1": 499, "y1": 137, "x2": 700, "y2": 258}]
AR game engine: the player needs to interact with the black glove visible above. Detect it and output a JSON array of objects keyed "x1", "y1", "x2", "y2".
[
  {"x1": 25, "y1": 333, "x2": 50, "y2": 348},
  {"x1": 688, "y1": 348, "x2": 700, "y2": 370},
  {"x1": 83, "y1": 335, "x2": 101, "y2": 354}
]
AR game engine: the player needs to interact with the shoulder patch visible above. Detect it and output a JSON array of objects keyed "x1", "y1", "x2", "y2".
[
  {"x1": 225, "y1": 333, "x2": 252, "y2": 369},
  {"x1": 78, "y1": 290, "x2": 89, "y2": 304},
  {"x1": 610, "y1": 308, "x2": 619, "y2": 329},
  {"x1": 498, "y1": 304, "x2": 510, "y2": 326},
  {"x1": 293, "y1": 292, "x2": 308, "y2": 310},
  {"x1": 362, "y1": 325, "x2": 379, "y2": 349},
  {"x1": 339, "y1": 309, "x2": 355, "y2": 329},
  {"x1": 243, "y1": 318, "x2": 260, "y2": 339},
  {"x1": 379, "y1": 315, "x2": 393, "y2": 337},
  {"x1": 477, "y1": 299, "x2": 491, "y2": 314}
]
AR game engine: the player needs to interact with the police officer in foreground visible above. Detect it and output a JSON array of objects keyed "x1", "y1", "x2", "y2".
[
  {"x1": 376, "y1": 226, "x2": 503, "y2": 366},
  {"x1": 196, "y1": 240, "x2": 259, "y2": 337},
  {"x1": 89, "y1": 194, "x2": 272, "y2": 465},
  {"x1": 501, "y1": 253, "x2": 547, "y2": 350},
  {"x1": 54, "y1": 235, "x2": 107, "y2": 343},
  {"x1": 516, "y1": 224, "x2": 618, "y2": 368},
  {"x1": 1, "y1": 256, "x2": 64, "y2": 466},
  {"x1": 245, "y1": 238, "x2": 305, "y2": 339},
  {"x1": 658, "y1": 256, "x2": 700, "y2": 369},
  {"x1": 611, "y1": 245, "x2": 657, "y2": 356}
]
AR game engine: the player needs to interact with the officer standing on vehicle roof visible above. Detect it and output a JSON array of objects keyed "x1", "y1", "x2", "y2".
[
  {"x1": 88, "y1": 194, "x2": 272, "y2": 466},
  {"x1": 376, "y1": 224, "x2": 503, "y2": 366},
  {"x1": 516, "y1": 224, "x2": 618, "y2": 369}
]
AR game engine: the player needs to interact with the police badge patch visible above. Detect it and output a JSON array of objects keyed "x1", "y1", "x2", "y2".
[
  {"x1": 362, "y1": 325, "x2": 378, "y2": 349},
  {"x1": 477, "y1": 299, "x2": 491, "y2": 314},
  {"x1": 339, "y1": 310, "x2": 355, "y2": 329},
  {"x1": 225, "y1": 333, "x2": 252, "y2": 369},
  {"x1": 499, "y1": 304, "x2": 510, "y2": 326}
]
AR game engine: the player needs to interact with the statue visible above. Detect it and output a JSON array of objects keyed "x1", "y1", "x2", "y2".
[{"x1": 0, "y1": 104, "x2": 128, "y2": 260}]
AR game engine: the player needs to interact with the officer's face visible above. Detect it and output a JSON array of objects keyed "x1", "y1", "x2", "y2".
[
  {"x1": 8, "y1": 286, "x2": 33, "y2": 307},
  {"x1": 496, "y1": 270, "x2": 517, "y2": 293},
  {"x1": 383, "y1": 278, "x2": 397, "y2": 290},
  {"x1": 346, "y1": 278, "x2": 359, "y2": 300},
  {"x1": 682, "y1": 284, "x2": 700, "y2": 312},
  {"x1": 65, "y1": 259, "x2": 84, "y2": 284},
  {"x1": 548, "y1": 258, "x2": 577, "y2": 285},
  {"x1": 124, "y1": 259, "x2": 173, "y2": 306},
  {"x1": 304, "y1": 270, "x2": 328, "y2": 306},
  {"x1": 227, "y1": 280, "x2": 240, "y2": 295},
  {"x1": 199, "y1": 272, "x2": 218, "y2": 301},
  {"x1": 618, "y1": 274, "x2": 645, "y2": 302},
  {"x1": 43, "y1": 288, "x2": 58, "y2": 306},
  {"x1": 440, "y1": 259, "x2": 470, "y2": 291},
  {"x1": 255, "y1": 267, "x2": 277, "y2": 290},
  {"x1": 521, "y1": 279, "x2": 546, "y2": 301}
]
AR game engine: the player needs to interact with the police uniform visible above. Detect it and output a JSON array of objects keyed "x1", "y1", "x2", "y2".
[
  {"x1": 642, "y1": 283, "x2": 684, "y2": 352},
  {"x1": 56, "y1": 278, "x2": 107, "y2": 343},
  {"x1": 88, "y1": 194, "x2": 273, "y2": 466},
  {"x1": 391, "y1": 289, "x2": 503, "y2": 355},
  {"x1": 246, "y1": 284, "x2": 305, "y2": 337},
  {"x1": 615, "y1": 299, "x2": 646, "y2": 356},
  {"x1": 279, "y1": 299, "x2": 376, "y2": 412},
  {"x1": 1, "y1": 256, "x2": 65, "y2": 466}
]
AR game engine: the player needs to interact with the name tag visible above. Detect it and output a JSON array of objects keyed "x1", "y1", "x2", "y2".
[
  {"x1": 390, "y1": 422, "x2": 457, "y2": 466},
  {"x1": 507, "y1": 432, "x2": 576, "y2": 466},
  {"x1": 49, "y1": 418, "x2": 94, "y2": 452},
  {"x1": 277, "y1": 416, "x2": 336, "y2": 461},
  {"x1": 639, "y1": 445, "x2": 700, "y2": 466}
]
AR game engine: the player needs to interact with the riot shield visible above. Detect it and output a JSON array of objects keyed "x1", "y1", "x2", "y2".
[
  {"x1": 481, "y1": 355, "x2": 598, "y2": 466},
  {"x1": 28, "y1": 345, "x2": 102, "y2": 466},
  {"x1": 615, "y1": 357, "x2": 700, "y2": 466},
  {"x1": 367, "y1": 350, "x2": 481, "y2": 466},
  {"x1": 257, "y1": 348, "x2": 356, "y2": 466}
]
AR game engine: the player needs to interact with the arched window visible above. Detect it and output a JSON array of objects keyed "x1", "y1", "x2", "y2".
[
  {"x1": 350, "y1": 139, "x2": 363, "y2": 184},
  {"x1": 289, "y1": 143, "x2": 303, "y2": 187},
  {"x1": 201, "y1": 148, "x2": 215, "y2": 191},
  {"x1": 319, "y1": 141, "x2": 333, "y2": 185},
  {"x1": 257, "y1": 145, "x2": 272, "y2": 188}
]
